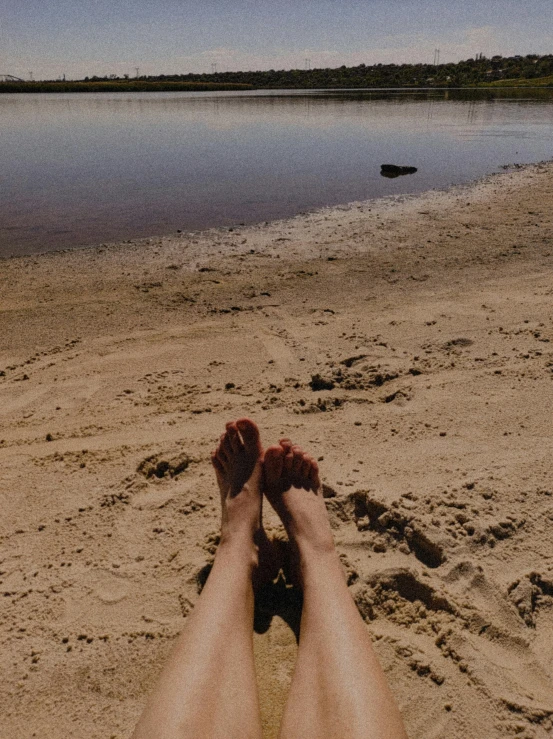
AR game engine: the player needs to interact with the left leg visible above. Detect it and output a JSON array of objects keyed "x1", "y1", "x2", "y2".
[{"x1": 132, "y1": 419, "x2": 264, "y2": 739}]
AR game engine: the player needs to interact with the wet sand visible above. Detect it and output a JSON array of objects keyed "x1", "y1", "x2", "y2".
[{"x1": 1, "y1": 162, "x2": 553, "y2": 738}]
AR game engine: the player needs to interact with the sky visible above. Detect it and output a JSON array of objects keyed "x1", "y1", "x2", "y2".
[{"x1": 1, "y1": 0, "x2": 552, "y2": 81}]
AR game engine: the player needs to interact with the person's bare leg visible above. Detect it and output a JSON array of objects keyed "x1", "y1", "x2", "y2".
[
  {"x1": 265, "y1": 440, "x2": 408, "y2": 739},
  {"x1": 132, "y1": 418, "x2": 264, "y2": 739}
]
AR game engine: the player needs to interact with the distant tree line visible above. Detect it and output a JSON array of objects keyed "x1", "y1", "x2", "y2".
[
  {"x1": 2, "y1": 54, "x2": 552, "y2": 93},
  {"x1": 177, "y1": 54, "x2": 553, "y2": 88},
  {"x1": 0, "y1": 80, "x2": 254, "y2": 93}
]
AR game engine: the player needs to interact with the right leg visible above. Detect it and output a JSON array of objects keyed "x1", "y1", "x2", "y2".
[{"x1": 264, "y1": 441, "x2": 408, "y2": 739}]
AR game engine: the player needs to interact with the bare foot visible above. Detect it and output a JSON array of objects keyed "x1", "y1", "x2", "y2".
[
  {"x1": 211, "y1": 418, "x2": 264, "y2": 547},
  {"x1": 264, "y1": 440, "x2": 335, "y2": 572},
  {"x1": 211, "y1": 419, "x2": 280, "y2": 584}
]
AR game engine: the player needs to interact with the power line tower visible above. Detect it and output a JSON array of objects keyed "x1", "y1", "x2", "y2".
[
  {"x1": 433, "y1": 49, "x2": 440, "y2": 66},
  {"x1": 135, "y1": 67, "x2": 140, "y2": 78}
]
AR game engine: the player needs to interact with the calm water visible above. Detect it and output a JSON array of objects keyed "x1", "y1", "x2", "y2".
[{"x1": 1, "y1": 88, "x2": 553, "y2": 258}]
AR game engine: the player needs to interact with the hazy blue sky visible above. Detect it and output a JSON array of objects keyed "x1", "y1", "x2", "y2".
[{"x1": 1, "y1": 0, "x2": 552, "y2": 80}]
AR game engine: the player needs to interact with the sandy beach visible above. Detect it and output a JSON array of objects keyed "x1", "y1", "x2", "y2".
[{"x1": 1, "y1": 162, "x2": 553, "y2": 738}]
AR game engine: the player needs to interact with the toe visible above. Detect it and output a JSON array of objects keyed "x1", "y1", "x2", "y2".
[
  {"x1": 291, "y1": 447, "x2": 304, "y2": 477},
  {"x1": 226, "y1": 423, "x2": 243, "y2": 454},
  {"x1": 215, "y1": 436, "x2": 228, "y2": 461},
  {"x1": 264, "y1": 445, "x2": 284, "y2": 487},
  {"x1": 236, "y1": 418, "x2": 262, "y2": 457},
  {"x1": 299, "y1": 456, "x2": 311, "y2": 489},
  {"x1": 211, "y1": 452, "x2": 225, "y2": 477},
  {"x1": 279, "y1": 438, "x2": 292, "y2": 453},
  {"x1": 283, "y1": 450, "x2": 294, "y2": 475},
  {"x1": 216, "y1": 444, "x2": 229, "y2": 465},
  {"x1": 221, "y1": 433, "x2": 234, "y2": 460},
  {"x1": 308, "y1": 458, "x2": 321, "y2": 492}
]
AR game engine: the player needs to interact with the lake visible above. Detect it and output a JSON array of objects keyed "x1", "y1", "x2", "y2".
[{"x1": 1, "y1": 88, "x2": 552, "y2": 258}]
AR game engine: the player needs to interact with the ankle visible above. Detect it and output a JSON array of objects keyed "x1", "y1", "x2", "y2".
[
  {"x1": 294, "y1": 532, "x2": 336, "y2": 557},
  {"x1": 217, "y1": 530, "x2": 259, "y2": 572},
  {"x1": 289, "y1": 518, "x2": 336, "y2": 560},
  {"x1": 296, "y1": 544, "x2": 343, "y2": 584}
]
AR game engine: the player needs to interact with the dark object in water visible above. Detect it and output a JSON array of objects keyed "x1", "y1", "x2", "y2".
[{"x1": 380, "y1": 164, "x2": 418, "y2": 178}]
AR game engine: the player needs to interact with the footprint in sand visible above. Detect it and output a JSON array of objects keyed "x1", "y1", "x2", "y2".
[
  {"x1": 440, "y1": 563, "x2": 553, "y2": 728},
  {"x1": 509, "y1": 570, "x2": 553, "y2": 680},
  {"x1": 348, "y1": 550, "x2": 553, "y2": 733},
  {"x1": 60, "y1": 570, "x2": 132, "y2": 628},
  {"x1": 93, "y1": 571, "x2": 131, "y2": 605},
  {"x1": 328, "y1": 490, "x2": 447, "y2": 568}
]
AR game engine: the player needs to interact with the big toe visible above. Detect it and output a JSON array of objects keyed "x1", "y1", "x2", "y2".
[
  {"x1": 236, "y1": 418, "x2": 262, "y2": 457},
  {"x1": 264, "y1": 445, "x2": 284, "y2": 490}
]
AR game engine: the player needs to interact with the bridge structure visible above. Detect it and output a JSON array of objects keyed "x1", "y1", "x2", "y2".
[{"x1": 0, "y1": 74, "x2": 26, "y2": 82}]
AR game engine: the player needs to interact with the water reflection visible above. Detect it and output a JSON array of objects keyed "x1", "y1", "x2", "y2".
[{"x1": 1, "y1": 88, "x2": 552, "y2": 257}]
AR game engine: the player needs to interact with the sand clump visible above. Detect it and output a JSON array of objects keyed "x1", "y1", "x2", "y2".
[{"x1": 1, "y1": 162, "x2": 553, "y2": 737}]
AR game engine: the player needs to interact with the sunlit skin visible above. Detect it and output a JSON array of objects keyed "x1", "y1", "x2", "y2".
[{"x1": 133, "y1": 418, "x2": 408, "y2": 739}]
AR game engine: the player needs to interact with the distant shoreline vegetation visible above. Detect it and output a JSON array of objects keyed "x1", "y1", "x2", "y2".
[
  {"x1": 2, "y1": 54, "x2": 553, "y2": 93},
  {"x1": 0, "y1": 80, "x2": 255, "y2": 93}
]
